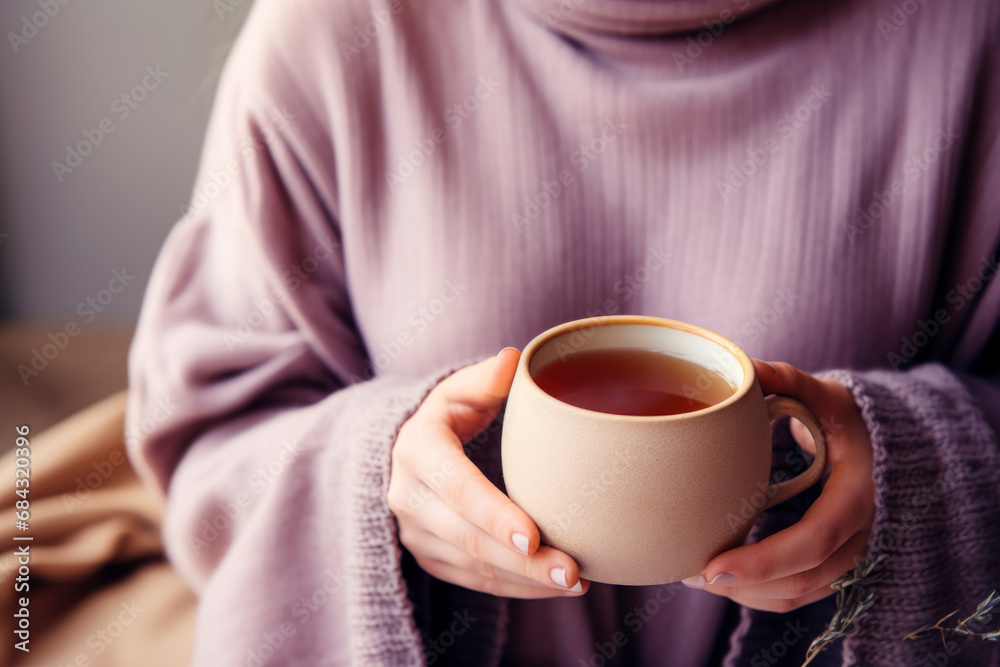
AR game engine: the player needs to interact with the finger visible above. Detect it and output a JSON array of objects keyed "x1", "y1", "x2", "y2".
[
  {"x1": 432, "y1": 347, "x2": 520, "y2": 413},
  {"x1": 752, "y1": 359, "x2": 821, "y2": 400},
  {"x1": 405, "y1": 525, "x2": 581, "y2": 590},
  {"x1": 753, "y1": 359, "x2": 867, "y2": 460},
  {"x1": 410, "y1": 493, "x2": 583, "y2": 591},
  {"x1": 400, "y1": 419, "x2": 544, "y2": 556},
  {"x1": 419, "y1": 348, "x2": 520, "y2": 440},
  {"x1": 407, "y1": 531, "x2": 550, "y2": 588},
  {"x1": 703, "y1": 530, "x2": 868, "y2": 601},
  {"x1": 753, "y1": 359, "x2": 823, "y2": 457},
  {"x1": 420, "y1": 559, "x2": 589, "y2": 600},
  {"x1": 789, "y1": 417, "x2": 816, "y2": 455},
  {"x1": 722, "y1": 580, "x2": 838, "y2": 613},
  {"x1": 698, "y1": 465, "x2": 874, "y2": 586}
]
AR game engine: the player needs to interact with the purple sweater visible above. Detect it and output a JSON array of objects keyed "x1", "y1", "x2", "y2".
[{"x1": 127, "y1": 0, "x2": 1000, "y2": 664}]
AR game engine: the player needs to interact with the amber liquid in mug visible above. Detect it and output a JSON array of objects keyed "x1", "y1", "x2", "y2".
[{"x1": 532, "y1": 348, "x2": 736, "y2": 416}]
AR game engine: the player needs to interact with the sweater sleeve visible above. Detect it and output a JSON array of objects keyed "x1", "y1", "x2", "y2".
[
  {"x1": 125, "y1": 4, "x2": 433, "y2": 664},
  {"x1": 828, "y1": 365, "x2": 1000, "y2": 666}
]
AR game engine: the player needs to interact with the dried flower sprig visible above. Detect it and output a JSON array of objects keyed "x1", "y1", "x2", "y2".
[
  {"x1": 903, "y1": 590, "x2": 1000, "y2": 645},
  {"x1": 800, "y1": 554, "x2": 887, "y2": 666}
]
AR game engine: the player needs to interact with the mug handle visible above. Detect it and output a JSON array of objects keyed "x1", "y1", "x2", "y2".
[{"x1": 762, "y1": 394, "x2": 828, "y2": 510}]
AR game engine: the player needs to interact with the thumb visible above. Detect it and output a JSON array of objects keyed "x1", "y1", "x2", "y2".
[
  {"x1": 428, "y1": 348, "x2": 520, "y2": 434},
  {"x1": 754, "y1": 359, "x2": 823, "y2": 455},
  {"x1": 437, "y1": 347, "x2": 520, "y2": 407}
]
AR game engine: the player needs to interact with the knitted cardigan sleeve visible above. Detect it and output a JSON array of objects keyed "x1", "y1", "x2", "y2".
[{"x1": 830, "y1": 365, "x2": 1000, "y2": 666}]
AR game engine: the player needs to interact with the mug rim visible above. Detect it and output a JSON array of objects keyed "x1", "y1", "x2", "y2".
[{"x1": 518, "y1": 315, "x2": 756, "y2": 422}]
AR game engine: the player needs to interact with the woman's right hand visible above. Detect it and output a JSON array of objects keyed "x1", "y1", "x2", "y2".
[{"x1": 388, "y1": 348, "x2": 589, "y2": 598}]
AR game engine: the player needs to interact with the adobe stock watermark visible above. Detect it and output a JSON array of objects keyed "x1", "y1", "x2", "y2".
[
  {"x1": 213, "y1": 0, "x2": 248, "y2": 21},
  {"x1": 385, "y1": 75, "x2": 503, "y2": 190},
  {"x1": 54, "y1": 600, "x2": 145, "y2": 667},
  {"x1": 512, "y1": 117, "x2": 628, "y2": 233},
  {"x1": 740, "y1": 287, "x2": 798, "y2": 341},
  {"x1": 845, "y1": 127, "x2": 960, "y2": 244},
  {"x1": 914, "y1": 613, "x2": 997, "y2": 667},
  {"x1": 579, "y1": 584, "x2": 682, "y2": 667},
  {"x1": 716, "y1": 84, "x2": 833, "y2": 201},
  {"x1": 123, "y1": 395, "x2": 177, "y2": 456},
  {"x1": 180, "y1": 107, "x2": 295, "y2": 219},
  {"x1": 749, "y1": 618, "x2": 810, "y2": 666},
  {"x1": 348, "y1": 278, "x2": 468, "y2": 381},
  {"x1": 724, "y1": 451, "x2": 810, "y2": 534},
  {"x1": 543, "y1": 0, "x2": 586, "y2": 27},
  {"x1": 236, "y1": 568, "x2": 348, "y2": 667},
  {"x1": 424, "y1": 610, "x2": 477, "y2": 666},
  {"x1": 61, "y1": 440, "x2": 139, "y2": 514},
  {"x1": 877, "y1": 0, "x2": 931, "y2": 41},
  {"x1": 222, "y1": 235, "x2": 339, "y2": 351},
  {"x1": 188, "y1": 439, "x2": 306, "y2": 556},
  {"x1": 337, "y1": 0, "x2": 413, "y2": 61},
  {"x1": 546, "y1": 445, "x2": 638, "y2": 539},
  {"x1": 672, "y1": 0, "x2": 753, "y2": 72},
  {"x1": 390, "y1": 461, "x2": 457, "y2": 514},
  {"x1": 7, "y1": 0, "x2": 73, "y2": 55},
  {"x1": 463, "y1": 407, "x2": 504, "y2": 457},
  {"x1": 860, "y1": 460, "x2": 969, "y2": 571},
  {"x1": 887, "y1": 253, "x2": 997, "y2": 370},
  {"x1": 17, "y1": 268, "x2": 135, "y2": 386},
  {"x1": 546, "y1": 245, "x2": 671, "y2": 362},
  {"x1": 52, "y1": 66, "x2": 170, "y2": 182}
]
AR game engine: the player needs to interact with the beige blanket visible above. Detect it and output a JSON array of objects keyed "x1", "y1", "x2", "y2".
[{"x1": 1, "y1": 391, "x2": 196, "y2": 666}]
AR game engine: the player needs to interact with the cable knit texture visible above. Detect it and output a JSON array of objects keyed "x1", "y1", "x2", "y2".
[{"x1": 127, "y1": 0, "x2": 1000, "y2": 664}]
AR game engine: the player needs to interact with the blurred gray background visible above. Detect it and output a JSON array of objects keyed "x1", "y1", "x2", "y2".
[{"x1": 0, "y1": 0, "x2": 254, "y2": 431}]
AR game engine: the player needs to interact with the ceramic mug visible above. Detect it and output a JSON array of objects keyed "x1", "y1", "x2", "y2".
[{"x1": 500, "y1": 315, "x2": 827, "y2": 585}]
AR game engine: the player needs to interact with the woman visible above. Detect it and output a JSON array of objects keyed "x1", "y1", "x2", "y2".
[{"x1": 127, "y1": 0, "x2": 1000, "y2": 664}]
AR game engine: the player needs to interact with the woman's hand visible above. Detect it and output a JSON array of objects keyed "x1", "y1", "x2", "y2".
[
  {"x1": 388, "y1": 348, "x2": 589, "y2": 598},
  {"x1": 682, "y1": 360, "x2": 876, "y2": 612}
]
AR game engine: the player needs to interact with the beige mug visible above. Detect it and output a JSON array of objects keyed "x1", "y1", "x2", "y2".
[{"x1": 501, "y1": 315, "x2": 827, "y2": 585}]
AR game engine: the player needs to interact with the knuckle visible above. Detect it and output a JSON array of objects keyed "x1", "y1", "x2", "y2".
[
  {"x1": 751, "y1": 555, "x2": 775, "y2": 583},
  {"x1": 386, "y1": 485, "x2": 411, "y2": 518},
  {"x1": 442, "y1": 473, "x2": 480, "y2": 514},
  {"x1": 808, "y1": 525, "x2": 840, "y2": 565},
  {"x1": 513, "y1": 553, "x2": 537, "y2": 581},
  {"x1": 479, "y1": 577, "x2": 504, "y2": 597},
  {"x1": 771, "y1": 361, "x2": 802, "y2": 389},
  {"x1": 771, "y1": 597, "x2": 799, "y2": 613},
  {"x1": 472, "y1": 557, "x2": 497, "y2": 580},
  {"x1": 459, "y1": 526, "x2": 483, "y2": 562},
  {"x1": 786, "y1": 572, "x2": 817, "y2": 599},
  {"x1": 489, "y1": 503, "x2": 521, "y2": 543}
]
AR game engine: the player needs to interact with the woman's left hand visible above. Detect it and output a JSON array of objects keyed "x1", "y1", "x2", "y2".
[{"x1": 681, "y1": 360, "x2": 876, "y2": 612}]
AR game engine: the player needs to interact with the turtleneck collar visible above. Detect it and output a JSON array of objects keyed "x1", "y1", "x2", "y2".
[{"x1": 510, "y1": 0, "x2": 787, "y2": 36}]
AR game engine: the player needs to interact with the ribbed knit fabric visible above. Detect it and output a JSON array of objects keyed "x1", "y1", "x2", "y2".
[{"x1": 126, "y1": 0, "x2": 1000, "y2": 664}]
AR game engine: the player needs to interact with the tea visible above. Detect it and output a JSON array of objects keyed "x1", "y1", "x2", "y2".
[{"x1": 532, "y1": 348, "x2": 735, "y2": 416}]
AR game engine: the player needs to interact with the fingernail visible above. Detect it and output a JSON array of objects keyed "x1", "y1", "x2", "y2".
[
  {"x1": 709, "y1": 572, "x2": 738, "y2": 585},
  {"x1": 550, "y1": 567, "x2": 570, "y2": 588},
  {"x1": 568, "y1": 580, "x2": 583, "y2": 593},
  {"x1": 512, "y1": 532, "x2": 529, "y2": 555},
  {"x1": 681, "y1": 575, "x2": 706, "y2": 589},
  {"x1": 499, "y1": 347, "x2": 518, "y2": 358}
]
